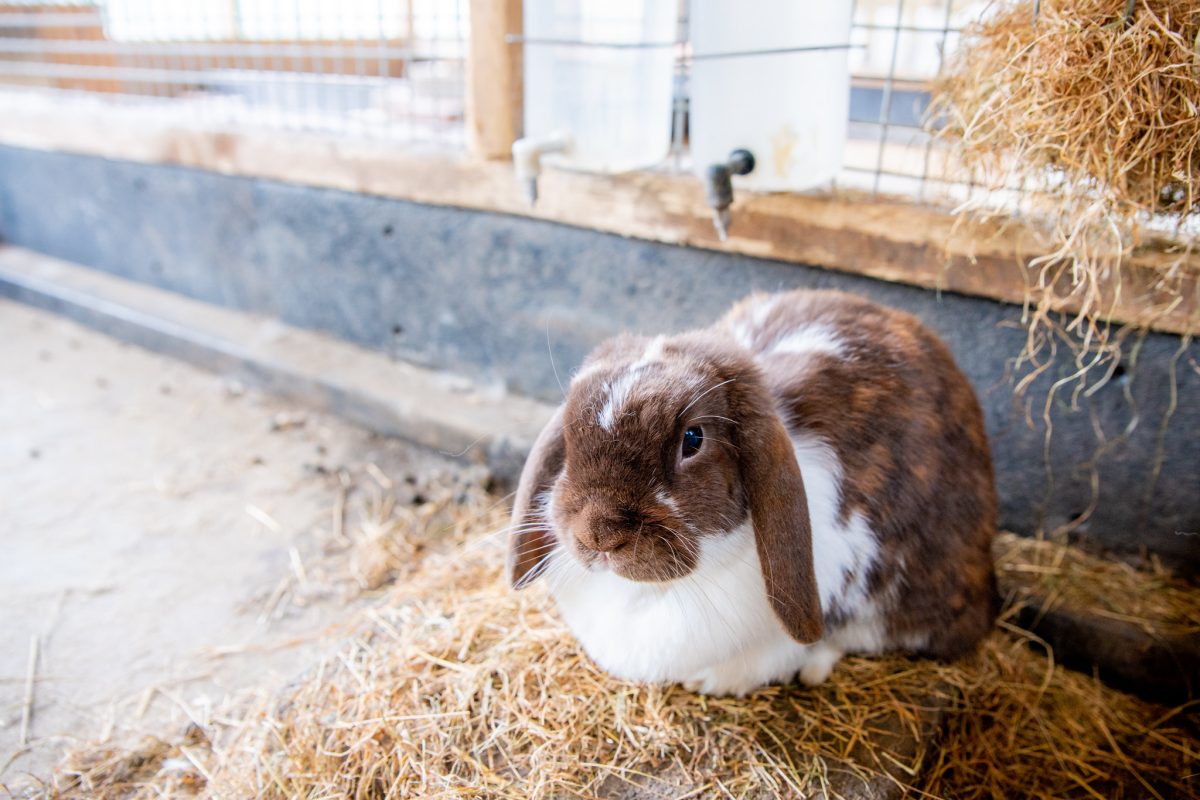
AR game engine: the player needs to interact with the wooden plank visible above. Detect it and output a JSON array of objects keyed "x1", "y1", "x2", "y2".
[
  {"x1": 0, "y1": 103, "x2": 1194, "y2": 336},
  {"x1": 465, "y1": 0, "x2": 522, "y2": 159},
  {"x1": 120, "y1": 40, "x2": 408, "y2": 79},
  {"x1": 0, "y1": 3, "x2": 119, "y2": 94}
]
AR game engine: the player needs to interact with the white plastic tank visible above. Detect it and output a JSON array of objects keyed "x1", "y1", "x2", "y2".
[
  {"x1": 689, "y1": 0, "x2": 854, "y2": 192},
  {"x1": 522, "y1": 0, "x2": 678, "y2": 173}
]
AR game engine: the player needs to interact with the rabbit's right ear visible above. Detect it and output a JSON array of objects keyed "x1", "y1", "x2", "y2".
[
  {"x1": 728, "y1": 373, "x2": 823, "y2": 644},
  {"x1": 509, "y1": 404, "x2": 566, "y2": 589}
]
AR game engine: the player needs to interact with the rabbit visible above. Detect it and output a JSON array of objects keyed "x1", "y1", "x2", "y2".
[{"x1": 508, "y1": 289, "x2": 998, "y2": 696}]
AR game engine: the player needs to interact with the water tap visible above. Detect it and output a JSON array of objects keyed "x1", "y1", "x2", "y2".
[
  {"x1": 704, "y1": 149, "x2": 755, "y2": 241},
  {"x1": 512, "y1": 132, "x2": 572, "y2": 207}
]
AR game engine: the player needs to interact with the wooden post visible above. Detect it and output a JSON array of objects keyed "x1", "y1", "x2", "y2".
[{"x1": 466, "y1": 0, "x2": 523, "y2": 159}]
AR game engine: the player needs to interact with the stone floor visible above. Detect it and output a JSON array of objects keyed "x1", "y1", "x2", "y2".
[{"x1": 0, "y1": 299, "x2": 465, "y2": 789}]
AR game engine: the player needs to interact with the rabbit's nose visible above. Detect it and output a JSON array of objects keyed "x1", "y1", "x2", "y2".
[
  {"x1": 577, "y1": 503, "x2": 638, "y2": 553},
  {"x1": 589, "y1": 527, "x2": 633, "y2": 554}
]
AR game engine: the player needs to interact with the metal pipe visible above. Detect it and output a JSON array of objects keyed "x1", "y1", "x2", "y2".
[{"x1": 703, "y1": 148, "x2": 754, "y2": 241}]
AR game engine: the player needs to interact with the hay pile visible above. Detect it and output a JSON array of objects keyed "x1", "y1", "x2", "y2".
[
  {"x1": 996, "y1": 531, "x2": 1200, "y2": 636},
  {"x1": 932, "y1": 0, "x2": 1200, "y2": 347},
  {"x1": 43, "y1": 506, "x2": 1198, "y2": 800}
]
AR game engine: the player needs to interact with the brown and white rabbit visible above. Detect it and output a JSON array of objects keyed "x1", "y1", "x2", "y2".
[{"x1": 509, "y1": 289, "x2": 998, "y2": 696}]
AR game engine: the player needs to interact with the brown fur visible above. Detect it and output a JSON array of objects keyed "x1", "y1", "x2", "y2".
[
  {"x1": 720, "y1": 290, "x2": 998, "y2": 657},
  {"x1": 510, "y1": 289, "x2": 998, "y2": 659}
]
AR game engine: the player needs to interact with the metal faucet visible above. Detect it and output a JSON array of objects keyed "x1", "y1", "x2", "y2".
[
  {"x1": 704, "y1": 148, "x2": 755, "y2": 241},
  {"x1": 511, "y1": 132, "x2": 572, "y2": 207}
]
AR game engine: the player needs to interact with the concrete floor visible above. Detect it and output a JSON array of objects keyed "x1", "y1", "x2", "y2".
[{"x1": 0, "y1": 299, "x2": 470, "y2": 789}]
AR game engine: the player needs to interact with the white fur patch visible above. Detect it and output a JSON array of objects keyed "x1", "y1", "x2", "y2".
[
  {"x1": 750, "y1": 295, "x2": 780, "y2": 329},
  {"x1": 546, "y1": 432, "x2": 884, "y2": 695},
  {"x1": 729, "y1": 295, "x2": 780, "y2": 350},
  {"x1": 596, "y1": 372, "x2": 638, "y2": 429},
  {"x1": 597, "y1": 336, "x2": 666, "y2": 430},
  {"x1": 769, "y1": 324, "x2": 846, "y2": 360},
  {"x1": 730, "y1": 299, "x2": 848, "y2": 365},
  {"x1": 570, "y1": 360, "x2": 605, "y2": 385},
  {"x1": 655, "y1": 489, "x2": 681, "y2": 518},
  {"x1": 788, "y1": 434, "x2": 876, "y2": 614},
  {"x1": 730, "y1": 323, "x2": 756, "y2": 350},
  {"x1": 549, "y1": 520, "x2": 790, "y2": 694}
]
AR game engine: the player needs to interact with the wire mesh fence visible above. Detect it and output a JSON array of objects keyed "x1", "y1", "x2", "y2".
[
  {"x1": 843, "y1": 0, "x2": 985, "y2": 202},
  {"x1": 0, "y1": 0, "x2": 990, "y2": 203},
  {"x1": 0, "y1": 0, "x2": 469, "y2": 145}
]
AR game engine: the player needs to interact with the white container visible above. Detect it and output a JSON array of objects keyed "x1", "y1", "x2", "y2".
[
  {"x1": 690, "y1": 0, "x2": 853, "y2": 191},
  {"x1": 523, "y1": 0, "x2": 678, "y2": 173}
]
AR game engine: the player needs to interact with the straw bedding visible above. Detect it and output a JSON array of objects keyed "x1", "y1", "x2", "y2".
[{"x1": 44, "y1": 499, "x2": 1199, "y2": 800}]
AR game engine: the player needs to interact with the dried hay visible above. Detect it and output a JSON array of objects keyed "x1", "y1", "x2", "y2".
[
  {"x1": 37, "y1": 502, "x2": 1198, "y2": 800},
  {"x1": 931, "y1": 0, "x2": 1200, "y2": 367},
  {"x1": 51, "y1": 727, "x2": 210, "y2": 799},
  {"x1": 996, "y1": 530, "x2": 1200, "y2": 636},
  {"x1": 244, "y1": 463, "x2": 494, "y2": 623},
  {"x1": 335, "y1": 464, "x2": 494, "y2": 593}
]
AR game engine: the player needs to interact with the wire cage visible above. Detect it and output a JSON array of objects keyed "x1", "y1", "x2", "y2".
[{"x1": 0, "y1": 0, "x2": 991, "y2": 203}]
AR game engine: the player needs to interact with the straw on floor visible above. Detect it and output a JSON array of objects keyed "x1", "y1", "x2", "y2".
[{"x1": 46, "y1": 496, "x2": 1199, "y2": 800}]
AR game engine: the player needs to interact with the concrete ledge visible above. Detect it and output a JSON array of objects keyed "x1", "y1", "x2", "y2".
[{"x1": 0, "y1": 245, "x2": 555, "y2": 484}]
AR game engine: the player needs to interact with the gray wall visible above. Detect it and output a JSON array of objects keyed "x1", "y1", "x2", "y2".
[{"x1": 1, "y1": 145, "x2": 1196, "y2": 575}]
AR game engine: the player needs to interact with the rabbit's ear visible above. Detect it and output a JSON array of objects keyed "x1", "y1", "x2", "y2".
[
  {"x1": 509, "y1": 405, "x2": 566, "y2": 589},
  {"x1": 732, "y1": 386, "x2": 823, "y2": 643}
]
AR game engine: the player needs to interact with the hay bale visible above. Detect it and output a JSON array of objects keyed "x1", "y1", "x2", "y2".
[
  {"x1": 937, "y1": 0, "x2": 1200, "y2": 219},
  {"x1": 197, "y1": 512, "x2": 946, "y2": 799},
  {"x1": 932, "y1": 0, "x2": 1200, "y2": 340},
  {"x1": 995, "y1": 531, "x2": 1200, "y2": 635}
]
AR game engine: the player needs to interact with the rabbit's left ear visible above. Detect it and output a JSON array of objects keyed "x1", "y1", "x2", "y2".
[
  {"x1": 732, "y1": 381, "x2": 824, "y2": 643},
  {"x1": 509, "y1": 405, "x2": 565, "y2": 589}
]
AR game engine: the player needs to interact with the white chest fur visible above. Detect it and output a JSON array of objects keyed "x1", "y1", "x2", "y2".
[{"x1": 546, "y1": 435, "x2": 886, "y2": 695}]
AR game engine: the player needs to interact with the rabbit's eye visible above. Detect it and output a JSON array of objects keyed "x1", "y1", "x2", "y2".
[{"x1": 681, "y1": 426, "x2": 704, "y2": 459}]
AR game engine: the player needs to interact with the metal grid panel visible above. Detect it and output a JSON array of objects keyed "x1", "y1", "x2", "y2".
[
  {"x1": 0, "y1": 0, "x2": 468, "y2": 146},
  {"x1": 838, "y1": 0, "x2": 987, "y2": 203}
]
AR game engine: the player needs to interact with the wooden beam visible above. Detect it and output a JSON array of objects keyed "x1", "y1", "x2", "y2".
[
  {"x1": 465, "y1": 0, "x2": 523, "y2": 159},
  {"x1": 0, "y1": 3, "x2": 119, "y2": 94},
  {"x1": 0, "y1": 103, "x2": 1194, "y2": 336}
]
